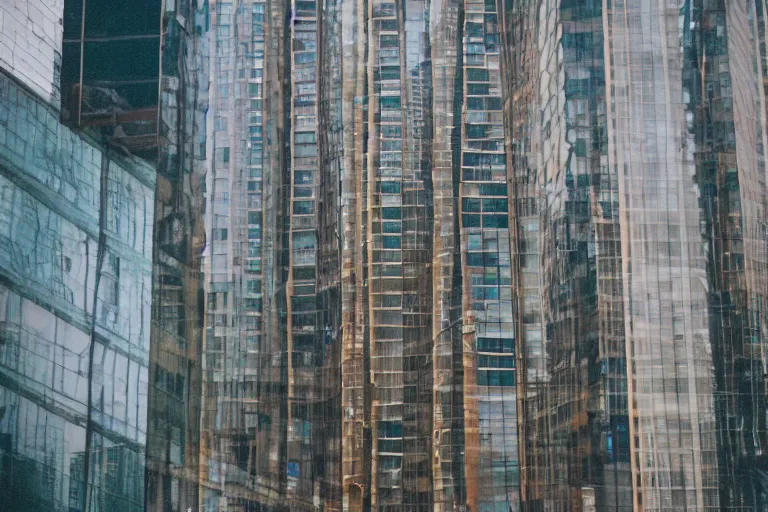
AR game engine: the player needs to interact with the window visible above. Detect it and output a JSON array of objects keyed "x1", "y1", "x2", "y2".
[
  {"x1": 102, "y1": 254, "x2": 120, "y2": 307},
  {"x1": 381, "y1": 295, "x2": 401, "y2": 307},
  {"x1": 379, "y1": 67, "x2": 400, "y2": 80},
  {"x1": 466, "y1": 68, "x2": 489, "y2": 82},
  {"x1": 295, "y1": 132, "x2": 316, "y2": 144},
  {"x1": 379, "y1": 181, "x2": 401, "y2": 194},
  {"x1": 477, "y1": 370, "x2": 515, "y2": 387},
  {"x1": 382, "y1": 236, "x2": 401, "y2": 249},
  {"x1": 462, "y1": 198, "x2": 481, "y2": 212},
  {"x1": 293, "y1": 232, "x2": 315, "y2": 250},
  {"x1": 293, "y1": 267, "x2": 315, "y2": 280},
  {"x1": 462, "y1": 214, "x2": 481, "y2": 228},
  {"x1": 382, "y1": 221, "x2": 400, "y2": 233},
  {"x1": 477, "y1": 337, "x2": 514, "y2": 353},
  {"x1": 216, "y1": 147, "x2": 230, "y2": 164},
  {"x1": 380, "y1": 96, "x2": 401, "y2": 110},
  {"x1": 483, "y1": 214, "x2": 508, "y2": 229},
  {"x1": 479, "y1": 183, "x2": 506, "y2": 196},
  {"x1": 380, "y1": 35, "x2": 398, "y2": 47},
  {"x1": 462, "y1": 152, "x2": 504, "y2": 167},
  {"x1": 467, "y1": 234, "x2": 482, "y2": 250},
  {"x1": 478, "y1": 355, "x2": 515, "y2": 368},
  {"x1": 378, "y1": 421, "x2": 403, "y2": 437},
  {"x1": 466, "y1": 124, "x2": 490, "y2": 140},
  {"x1": 291, "y1": 297, "x2": 315, "y2": 312},
  {"x1": 486, "y1": 97, "x2": 501, "y2": 110},
  {"x1": 482, "y1": 198, "x2": 507, "y2": 212},
  {"x1": 378, "y1": 439, "x2": 402, "y2": 453},
  {"x1": 247, "y1": 259, "x2": 261, "y2": 273},
  {"x1": 379, "y1": 456, "x2": 401, "y2": 470},
  {"x1": 381, "y1": 125, "x2": 402, "y2": 137},
  {"x1": 382, "y1": 207, "x2": 401, "y2": 219},
  {"x1": 293, "y1": 201, "x2": 314, "y2": 215},
  {"x1": 468, "y1": 83, "x2": 490, "y2": 95},
  {"x1": 380, "y1": 140, "x2": 402, "y2": 152},
  {"x1": 247, "y1": 280, "x2": 261, "y2": 295},
  {"x1": 295, "y1": 170, "x2": 313, "y2": 184},
  {"x1": 295, "y1": 52, "x2": 316, "y2": 64}
]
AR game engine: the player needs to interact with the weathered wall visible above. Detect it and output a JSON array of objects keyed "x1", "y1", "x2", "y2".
[{"x1": 0, "y1": 0, "x2": 63, "y2": 107}]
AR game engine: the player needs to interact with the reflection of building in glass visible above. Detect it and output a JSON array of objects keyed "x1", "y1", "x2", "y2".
[
  {"x1": 500, "y1": 1, "x2": 768, "y2": 510},
  {"x1": 286, "y1": 0, "x2": 323, "y2": 505},
  {"x1": 144, "y1": 1, "x2": 209, "y2": 510},
  {"x1": 364, "y1": 0, "x2": 433, "y2": 508},
  {"x1": 458, "y1": 0, "x2": 519, "y2": 509},
  {"x1": 0, "y1": 1, "x2": 208, "y2": 511},
  {"x1": 0, "y1": 63, "x2": 155, "y2": 510},
  {"x1": 201, "y1": 0, "x2": 345, "y2": 508},
  {"x1": 338, "y1": 0, "x2": 522, "y2": 508},
  {"x1": 200, "y1": 1, "x2": 288, "y2": 509},
  {"x1": 5, "y1": 0, "x2": 768, "y2": 511}
]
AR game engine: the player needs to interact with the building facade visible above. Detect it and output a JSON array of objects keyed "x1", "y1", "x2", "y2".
[
  {"x1": 0, "y1": 66, "x2": 155, "y2": 511},
  {"x1": 145, "y1": 1, "x2": 210, "y2": 510},
  {"x1": 500, "y1": 0, "x2": 768, "y2": 510},
  {"x1": 201, "y1": 0, "x2": 522, "y2": 510},
  {"x1": 0, "y1": 0, "x2": 208, "y2": 511},
  {"x1": 201, "y1": 1, "x2": 284, "y2": 508},
  {"x1": 4, "y1": 0, "x2": 768, "y2": 511}
]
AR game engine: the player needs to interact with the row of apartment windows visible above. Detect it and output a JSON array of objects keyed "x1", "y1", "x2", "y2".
[{"x1": 462, "y1": 214, "x2": 509, "y2": 229}]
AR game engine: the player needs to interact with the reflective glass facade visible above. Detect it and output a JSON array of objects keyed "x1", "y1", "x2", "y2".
[
  {"x1": 500, "y1": 0, "x2": 768, "y2": 510},
  {"x1": 2, "y1": 0, "x2": 768, "y2": 511},
  {"x1": 0, "y1": 71, "x2": 154, "y2": 511},
  {"x1": 201, "y1": 1, "x2": 282, "y2": 509},
  {"x1": 0, "y1": 0, "x2": 208, "y2": 510}
]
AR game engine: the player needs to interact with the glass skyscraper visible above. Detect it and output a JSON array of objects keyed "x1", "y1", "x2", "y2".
[
  {"x1": 0, "y1": 0, "x2": 208, "y2": 511},
  {"x1": 500, "y1": 0, "x2": 768, "y2": 510},
  {"x1": 2, "y1": 0, "x2": 768, "y2": 511}
]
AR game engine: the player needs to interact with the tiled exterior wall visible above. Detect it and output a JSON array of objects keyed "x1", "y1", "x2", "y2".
[{"x1": 0, "y1": 0, "x2": 63, "y2": 107}]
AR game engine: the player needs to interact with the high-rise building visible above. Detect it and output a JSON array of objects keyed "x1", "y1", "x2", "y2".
[
  {"x1": 201, "y1": 0, "x2": 343, "y2": 509},
  {"x1": 144, "y1": 2, "x2": 209, "y2": 511},
  {"x1": 0, "y1": 1, "x2": 208, "y2": 511},
  {"x1": 5, "y1": 0, "x2": 768, "y2": 511},
  {"x1": 201, "y1": 1, "x2": 281, "y2": 508},
  {"x1": 202, "y1": 0, "x2": 522, "y2": 510},
  {"x1": 500, "y1": 0, "x2": 768, "y2": 510},
  {"x1": 337, "y1": 0, "x2": 521, "y2": 508}
]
